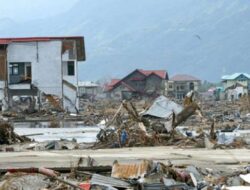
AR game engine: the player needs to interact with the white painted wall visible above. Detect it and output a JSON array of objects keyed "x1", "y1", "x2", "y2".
[
  {"x1": 63, "y1": 83, "x2": 78, "y2": 112},
  {"x1": 226, "y1": 87, "x2": 247, "y2": 101},
  {"x1": 7, "y1": 42, "x2": 37, "y2": 63},
  {"x1": 33, "y1": 41, "x2": 63, "y2": 97},
  {"x1": 7, "y1": 41, "x2": 63, "y2": 97}
]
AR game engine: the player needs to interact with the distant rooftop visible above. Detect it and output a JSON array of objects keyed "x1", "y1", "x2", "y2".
[
  {"x1": 137, "y1": 69, "x2": 168, "y2": 79},
  {"x1": 104, "y1": 79, "x2": 120, "y2": 91},
  {"x1": 170, "y1": 74, "x2": 200, "y2": 81},
  {"x1": 221, "y1": 73, "x2": 250, "y2": 80},
  {"x1": 78, "y1": 81, "x2": 99, "y2": 87}
]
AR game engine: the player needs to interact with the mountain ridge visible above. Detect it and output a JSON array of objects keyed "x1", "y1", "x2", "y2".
[{"x1": 0, "y1": 0, "x2": 250, "y2": 82}]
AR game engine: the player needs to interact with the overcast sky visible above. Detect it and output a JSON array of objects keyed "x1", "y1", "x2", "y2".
[{"x1": 0, "y1": 0, "x2": 78, "y2": 22}]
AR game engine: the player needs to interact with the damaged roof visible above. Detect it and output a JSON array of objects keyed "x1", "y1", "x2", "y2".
[{"x1": 0, "y1": 36, "x2": 85, "y2": 61}]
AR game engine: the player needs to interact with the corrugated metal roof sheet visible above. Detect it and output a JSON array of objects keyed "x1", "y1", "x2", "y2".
[
  {"x1": 90, "y1": 174, "x2": 131, "y2": 189},
  {"x1": 111, "y1": 160, "x2": 152, "y2": 179},
  {"x1": 142, "y1": 95, "x2": 183, "y2": 118}
]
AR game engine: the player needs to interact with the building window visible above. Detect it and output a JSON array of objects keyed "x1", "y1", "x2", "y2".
[
  {"x1": 9, "y1": 63, "x2": 19, "y2": 75},
  {"x1": 67, "y1": 61, "x2": 75, "y2": 76},
  {"x1": 190, "y1": 82, "x2": 194, "y2": 90},
  {"x1": 169, "y1": 84, "x2": 173, "y2": 89}
]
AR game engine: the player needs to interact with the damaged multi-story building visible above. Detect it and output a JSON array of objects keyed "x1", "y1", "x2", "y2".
[{"x1": 0, "y1": 36, "x2": 85, "y2": 112}]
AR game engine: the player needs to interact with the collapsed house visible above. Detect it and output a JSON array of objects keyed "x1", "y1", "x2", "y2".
[{"x1": 0, "y1": 36, "x2": 85, "y2": 113}]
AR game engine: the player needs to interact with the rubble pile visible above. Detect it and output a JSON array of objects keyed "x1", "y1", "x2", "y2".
[
  {"x1": 184, "y1": 98, "x2": 250, "y2": 129},
  {"x1": 0, "y1": 122, "x2": 30, "y2": 145},
  {"x1": 80, "y1": 99, "x2": 121, "y2": 126},
  {"x1": 93, "y1": 93, "x2": 250, "y2": 149},
  {"x1": 94, "y1": 95, "x2": 205, "y2": 149},
  {"x1": 1, "y1": 159, "x2": 250, "y2": 189},
  {"x1": 41, "y1": 94, "x2": 64, "y2": 112}
]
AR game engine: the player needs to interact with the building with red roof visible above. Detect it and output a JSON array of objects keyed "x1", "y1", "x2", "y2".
[
  {"x1": 167, "y1": 74, "x2": 201, "y2": 100},
  {"x1": 0, "y1": 36, "x2": 85, "y2": 112},
  {"x1": 105, "y1": 69, "x2": 169, "y2": 99}
]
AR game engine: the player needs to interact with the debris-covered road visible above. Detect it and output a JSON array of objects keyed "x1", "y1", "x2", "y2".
[
  {"x1": 0, "y1": 147, "x2": 249, "y2": 172},
  {"x1": 0, "y1": 147, "x2": 250, "y2": 189}
]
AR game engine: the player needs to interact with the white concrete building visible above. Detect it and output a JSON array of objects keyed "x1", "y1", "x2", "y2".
[
  {"x1": 78, "y1": 81, "x2": 101, "y2": 97},
  {"x1": 0, "y1": 36, "x2": 85, "y2": 112}
]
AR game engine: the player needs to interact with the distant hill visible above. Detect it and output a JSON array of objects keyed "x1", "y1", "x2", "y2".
[{"x1": 0, "y1": 0, "x2": 250, "y2": 82}]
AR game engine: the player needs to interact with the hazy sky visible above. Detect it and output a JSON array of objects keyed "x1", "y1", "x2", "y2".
[{"x1": 0, "y1": 0, "x2": 78, "y2": 22}]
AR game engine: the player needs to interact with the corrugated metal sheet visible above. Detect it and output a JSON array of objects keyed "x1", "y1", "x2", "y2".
[
  {"x1": 111, "y1": 160, "x2": 152, "y2": 179},
  {"x1": 90, "y1": 174, "x2": 131, "y2": 189},
  {"x1": 142, "y1": 95, "x2": 183, "y2": 119},
  {"x1": 143, "y1": 183, "x2": 193, "y2": 190}
]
